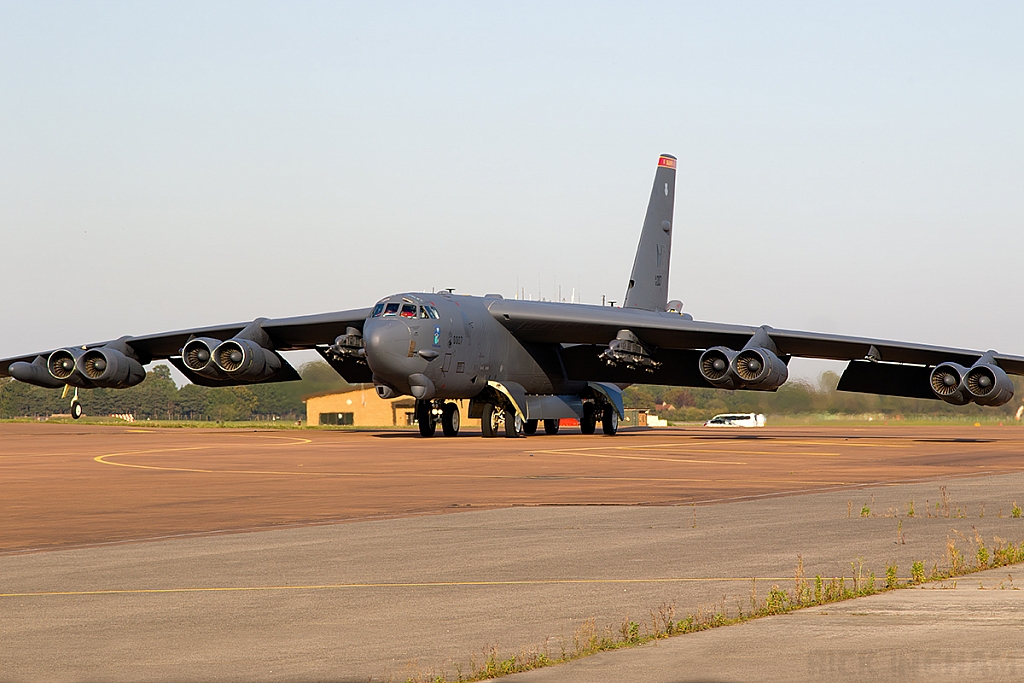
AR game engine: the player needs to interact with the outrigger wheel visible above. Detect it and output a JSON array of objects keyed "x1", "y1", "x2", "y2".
[{"x1": 66, "y1": 386, "x2": 83, "y2": 420}]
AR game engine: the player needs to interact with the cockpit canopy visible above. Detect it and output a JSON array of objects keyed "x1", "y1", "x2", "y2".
[{"x1": 371, "y1": 297, "x2": 440, "y2": 320}]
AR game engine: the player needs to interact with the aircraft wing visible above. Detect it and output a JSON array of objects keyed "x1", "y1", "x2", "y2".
[
  {"x1": 0, "y1": 307, "x2": 374, "y2": 383},
  {"x1": 486, "y1": 298, "x2": 1024, "y2": 397}
]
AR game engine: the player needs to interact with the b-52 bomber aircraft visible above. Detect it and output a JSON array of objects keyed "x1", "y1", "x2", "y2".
[{"x1": 4, "y1": 154, "x2": 1023, "y2": 437}]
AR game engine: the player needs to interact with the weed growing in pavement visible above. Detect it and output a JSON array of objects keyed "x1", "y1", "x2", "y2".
[
  {"x1": 860, "y1": 505, "x2": 871, "y2": 518},
  {"x1": 401, "y1": 533, "x2": 1024, "y2": 683},
  {"x1": 1013, "y1": 502, "x2": 1022, "y2": 518},
  {"x1": 907, "y1": 501, "x2": 915, "y2": 517},
  {"x1": 885, "y1": 564, "x2": 898, "y2": 589}
]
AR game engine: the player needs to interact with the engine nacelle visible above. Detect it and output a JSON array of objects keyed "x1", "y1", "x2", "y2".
[
  {"x1": 78, "y1": 347, "x2": 146, "y2": 389},
  {"x1": 929, "y1": 363, "x2": 971, "y2": 405},
  {"x1": 699, "y1": 346, "x2": 740, "y2": 389},
  {"x1": 964, "y1": 363, "x2": 1014, "y2": 407},
  {"x1": 213, "y1": 338, "x2": 282, "y2": 381},
  {"x1": 181, "y1": 337, "x2": 229, "y2": 379},
  {"x1": 47, "y1": 348, "x2": 91, "y2": 387},
  {"x1": 732, "y1": 347, "x2": 789, "y2": 391},
  {"x1": 9, "y1": 355, "x2": 67, "y2": 388}
]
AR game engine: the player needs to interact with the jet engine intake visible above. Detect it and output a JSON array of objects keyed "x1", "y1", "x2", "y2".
[
  {"x1": 213, "y1": 338, "x2": 282, "y2": 381},
  {"x1": 964, "y1": 363, "x2": 1014, "y2": 407},
  {"x1": 699, "y1": 346, "x2": 788, "y2": 391},
  {"x1": 929, "y1": 363, "x2": 971, "y2": 405},
  {"x1": 79, "y1": 347, "x2": 146, "y2": 388},
  {"x1": 732, "y1": 347, "x2": 788, "y2": 391},
  {"x1": 182, "y1": 337, "x2": 227, "y2": 379},
  {"x1": 47, "y1": 348, "x2": 89, "y2": 386},
  {"x1": 699, "y1": 347, "x2": 739, "y2": 389}
]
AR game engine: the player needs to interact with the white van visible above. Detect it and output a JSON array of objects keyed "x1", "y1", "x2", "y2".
[{"x1": 703, "y1": 413, "x2": 766, "y2": 428}]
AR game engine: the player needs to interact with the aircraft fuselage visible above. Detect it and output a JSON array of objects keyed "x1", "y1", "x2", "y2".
[{"x1": 363, "y1": 291, "x2": 584, "y2": 400}]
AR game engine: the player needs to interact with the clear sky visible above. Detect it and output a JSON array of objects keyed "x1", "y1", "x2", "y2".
[{"x1": 2, "y1": 2, "x2": 1022, "y2": 382}]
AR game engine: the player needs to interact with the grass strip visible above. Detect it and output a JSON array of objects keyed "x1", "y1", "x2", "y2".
[{"x1": 402, "y1": 532, "x2": 1024, "y2": 682}]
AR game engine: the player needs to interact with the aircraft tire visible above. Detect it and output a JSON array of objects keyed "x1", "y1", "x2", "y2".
[
  {"x1": 580, "y1": 404, "x2": 596, "y2": 435},
  {"x1": 441, "y1": 402, "x2": 460, "y2": 437},
  {"x1": 481, "y1": 403, "x2": 499, "y2": 438},
  {"x1": 523, "y1": 419, "x2": 538, "y2": 435},
  {"x1": 543, "y1": 419, "x2": 560, "y2": 435},
  {"x1": 416, "y1": 401, "x2": 436, "y2": 437},
  {"x1": 504, "y1": 409, "x2": 522, "y2": 438},
  {"x1": 71, "y1": 401, "x2": 83, "y2": 420},
  {"x1": 601, "y1": 405, "x2": 618, "y2": 435}
]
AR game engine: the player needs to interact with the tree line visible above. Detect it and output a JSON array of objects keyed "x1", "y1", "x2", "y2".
[
  {"x1": 622, "y1": 371, "x2": 1024, "y2": 422},
  {"x1": 3, "y1": 362, "x2": 1022, "y2": 422},
  {"x1": 0, "y1": 362, "x2": 351, "y2": 421}
]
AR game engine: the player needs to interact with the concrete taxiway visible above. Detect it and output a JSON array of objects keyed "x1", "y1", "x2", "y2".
[{"x1": 2, "y1": 424, "x2": 1024, "y2": 681}]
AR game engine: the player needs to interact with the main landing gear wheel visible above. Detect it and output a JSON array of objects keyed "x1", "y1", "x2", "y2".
[
  {"x1": 505, "y1": 411, "x2": 523, "y2": 438},
  {"x1": 481, "y1": 402, "x2": 500, "y2": 438},
  {"x1": 70, "y1": 400, "x2": 83, "y2": 420},
  {"x1": 481, "y1": 403, "x2": 522, "y2": 438},
  {"x1": 601, "y1": 405, "x2": 618, "y2": 435},
  {"x1": 416, "y1": 400, "x2": 436, "y2": 437},
  {"x1": 523, "y1": 419, "x2": 538, "y2": 435},
  {"x1": 441, "y1": 402, "x2": 460, "y2": 437},
  {"x1": 543, "y1": 419, "x2": 560, "y2": 435},
  {"x1": 580, "y1": 404, "x2": 597, "y2": 435}
]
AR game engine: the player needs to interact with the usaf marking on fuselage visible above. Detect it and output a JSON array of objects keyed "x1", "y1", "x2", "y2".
[{"x1": 5, "y1": 155, "x2": 1024, "y2": 437}]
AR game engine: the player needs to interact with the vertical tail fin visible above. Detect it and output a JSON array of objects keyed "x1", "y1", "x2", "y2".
[{"x1": 623, "y1": 154, "x2": 676, "y2": 312}]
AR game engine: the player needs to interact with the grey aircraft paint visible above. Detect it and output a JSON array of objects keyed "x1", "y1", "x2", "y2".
[
  {"x1": 623, "y1": 154, "x2": 676, "y2": 312},
  {"x1": 5, "y1": 154, "x2": 1024, "y2": 437}
]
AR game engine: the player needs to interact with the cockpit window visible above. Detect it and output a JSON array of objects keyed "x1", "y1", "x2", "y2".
[
  {"x1": 400, "y1": 304, "x2": 417, "y2": 318},
  {"x1": 383, "y1": 303, "x2": 400, "y2": 317},
  {"x1": 419, "y1": 306, "x2": 430, "y2": 319},
  {"x1": 423, "y1": 305, "x2": 440, "y2": 319},
  {"x1": 372, "y1": 303, "x2": 385, "y2": 318}
]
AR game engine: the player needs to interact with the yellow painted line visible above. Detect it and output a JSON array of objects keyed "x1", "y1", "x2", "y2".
[
  {"x1": 537, "y1": 445, "x2": 841, "y2": 459},
  {"x1": 93, "y1": 435, "x2": 314, "y2": 472},
  {"x1": 618, "y1": 447, "x2": 840, "y2": 457},
  {"x1": 90, "y1": 454, "x2": 728, "y2": 482},
  {"x1": 768, "y1": 440, "x2": 911, "y2": 449},
  {"x1": 0, "y1": 577, "x2": 810, "y2": 599},
  {"x1": 543, "y1": 452, "x2": 748, "y2": 465}
]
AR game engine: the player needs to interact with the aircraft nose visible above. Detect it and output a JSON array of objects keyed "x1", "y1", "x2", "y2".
[{"x1": 363, "y1": 318, "x2": 418, "y2": 384}]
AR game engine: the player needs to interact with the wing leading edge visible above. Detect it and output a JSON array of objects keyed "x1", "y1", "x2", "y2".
[
  {"x1": 486, "y1": 298, "x2": 1024, "y2": 399},
  {"x1": 0, "y1": 307, "x2": 374, "y2": 385}
]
